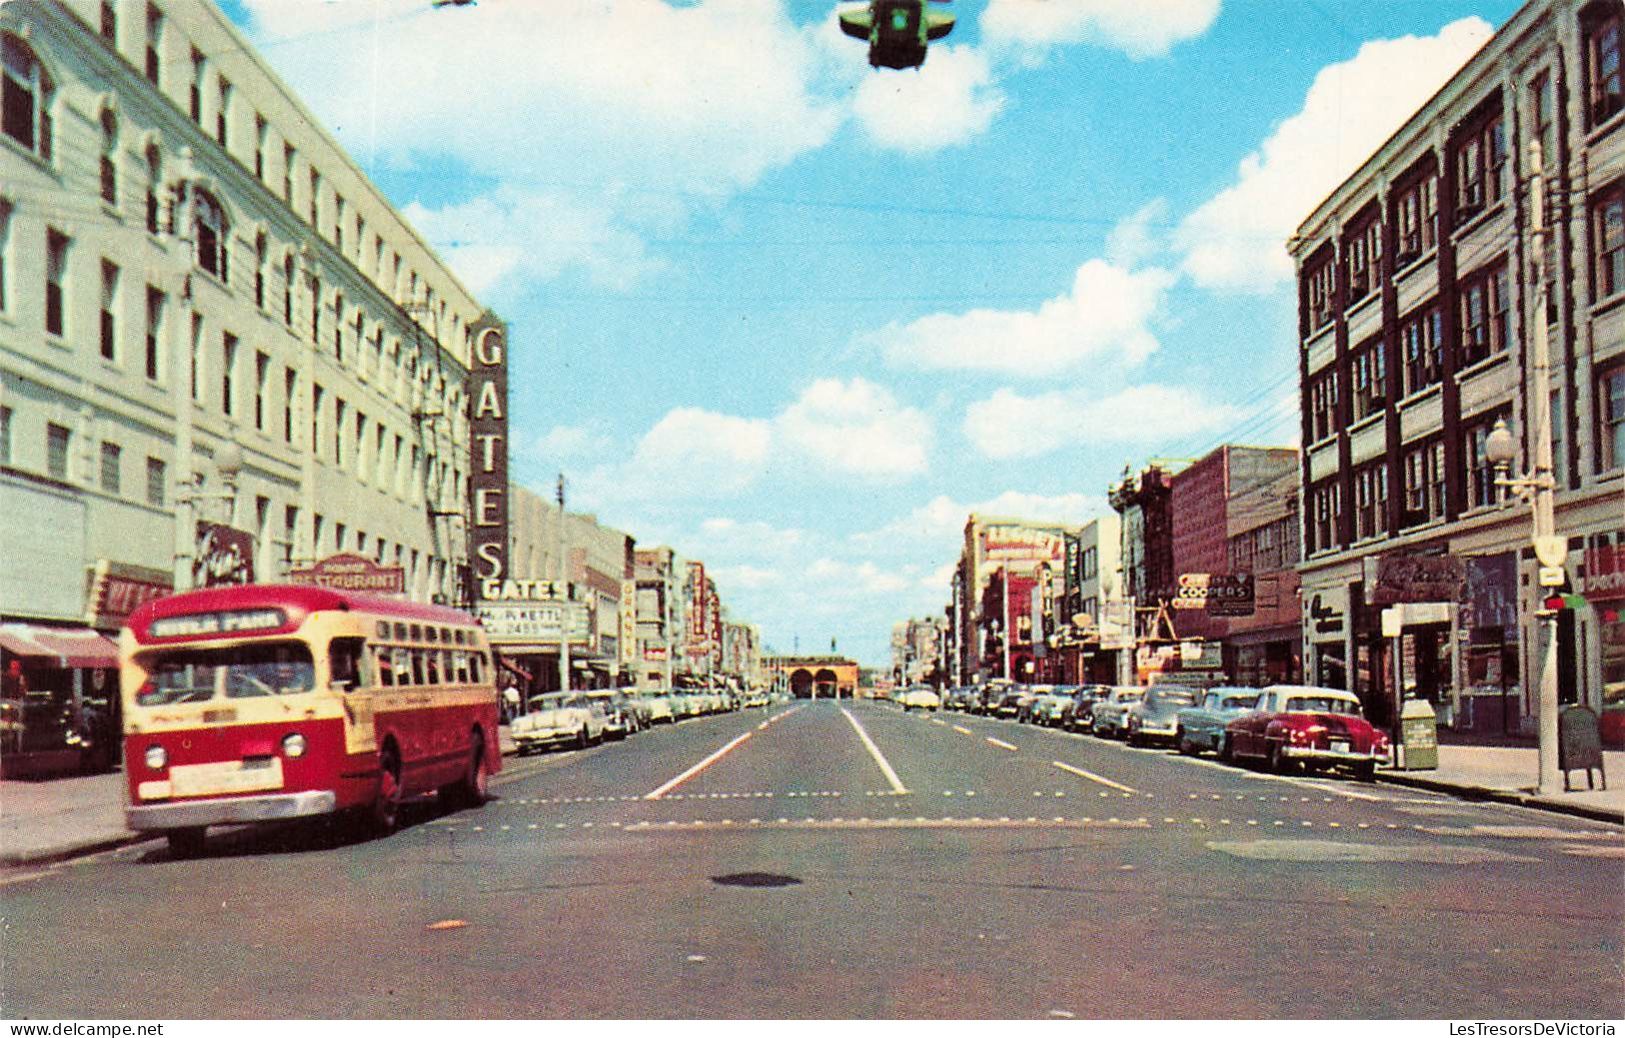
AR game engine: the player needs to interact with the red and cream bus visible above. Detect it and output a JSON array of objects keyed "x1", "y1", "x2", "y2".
[{"x1": 121, "y1": 584, "x2": 501, "y2": 856}]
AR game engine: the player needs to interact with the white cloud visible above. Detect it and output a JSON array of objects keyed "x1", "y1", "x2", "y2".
[
  {"x1": 528, "y1": 423, "x2": 615, "y2": 464},
  {"x1": 963, "y1": 384, "x2": 1243, "y2": 459},
  {"x1": 852, "y1": 491, "x2": 1108, "y2": 551},
  {"x1": 867, "y1": 259, "x2": 1174, "y2": 376},
  {"x1": 850, "y1": 45, "x2": 1005, "y2": 153},
  {"x1": 775, "y1": 378, "x2": 932, "y2": 476},
  {"x1": 981, "y1": 0, "x2": 1221, "y2": 60},
  {"x1": 807, "y1": 558, "x2": 914, "y2": 595},
  {"x1": 1177, "y1": 17, "x2": 1494, "y2": 293},
  {"x1": 627, "y1": 407, "x2": 773, "y2": 494},
  {"x1": 1106, "y1": 199, "x2": 1170, "y2": 268}
]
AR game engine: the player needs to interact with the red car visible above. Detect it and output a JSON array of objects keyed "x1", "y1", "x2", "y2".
[{"x1": 1221, "y1": 684, "x2": 1388, "y2": 781}]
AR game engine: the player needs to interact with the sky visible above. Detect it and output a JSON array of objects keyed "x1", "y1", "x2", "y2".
[{"x1": 224, "y1": 0, "x2": 1525, "y2": 666}]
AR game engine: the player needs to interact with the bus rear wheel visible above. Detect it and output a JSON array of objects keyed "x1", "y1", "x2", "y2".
[
  {"x1": 441, "y1": 731, "x2": 489, "y2": 809},
  {"x1": 167, "y1": 826, "x2": 207, "y2": 858}
]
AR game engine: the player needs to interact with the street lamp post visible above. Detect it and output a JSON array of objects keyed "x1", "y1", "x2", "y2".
[
  {"x1": 173, "y1": 440, "x2": 243, "y2": 591},
  {"x1": 1484, "y1": 139, "x2": 1562, "y2": 795}
]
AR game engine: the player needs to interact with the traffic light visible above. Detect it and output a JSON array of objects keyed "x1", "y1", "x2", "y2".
[{"x1": 837, "y1": 0, "x2": 955, "y2": 70}]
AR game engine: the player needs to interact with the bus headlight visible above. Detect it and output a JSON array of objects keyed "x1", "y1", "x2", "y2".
[
  {"x1": 145, "y1": 744, "x2": 167, "y2": 770},
  {"x1": 282, "y1": 733, "x2": 307, "y2": 759}
]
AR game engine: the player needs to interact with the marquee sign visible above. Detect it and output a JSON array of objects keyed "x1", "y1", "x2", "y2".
[
  {"x1": 86, "y1": 561, "x2": 171, "y2": 630},
  {"x1": 469, "y1": 316, "x2": 510, "y2": 594},
  {"x1": 982, "y1": 525, "x2": 1065, "y2": 564}
]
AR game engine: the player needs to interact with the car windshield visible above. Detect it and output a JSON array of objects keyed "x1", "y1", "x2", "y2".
[
  {"x1": 532, "y1": 693, "x2": 579, "y2": 711},
  {"x1": 137, "y1": 642, "x2": 315, "y2": 705},
  {"x1": 1149, "y1": 690, "x2": 1196, "y2": 708},
  {"x1": 1284, "y1": 695, "x2": 1362, "y2": 716},
  {"x1": 1115, "y1": 690, "x2": 1143, "y2": 703},
  {"x1": 1220, "y1": 694, "x2": 1259, "y2": 709}
]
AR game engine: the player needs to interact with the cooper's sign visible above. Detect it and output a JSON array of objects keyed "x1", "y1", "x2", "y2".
[{"x1": 469, "y1": 316, "x2": 510, "y2": 593}]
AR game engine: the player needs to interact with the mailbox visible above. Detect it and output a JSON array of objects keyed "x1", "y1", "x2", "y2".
[{"x1": 1398, "y1": 698, "x2": 1439, "y2": 771}]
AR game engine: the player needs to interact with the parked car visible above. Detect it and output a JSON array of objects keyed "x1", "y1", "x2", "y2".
[
  {"x1": 899, "y1": 687, "x2": 941, "y2": 711},
  {"x1": 587, "y1": 690, "x2": 641, "y2": 739},
  {"x1": 1065, "y1": 685, "x2": 1113, "y2": 733},
  {"x1": 646, "y1": 694, "x2": 676, "y2": 724},
  {"x1": 945, "y1": 687, "x2": 976, "y2": 712},
  {"x1": 1174, "y1": 687, "x2": 1260, "y2": 755},
  {"x1": 1089, "y1": 686, "x2": 1144, "y2": 739},
  {"x1": 510, "y1": 692, "x2": 607, "y2": 753},
  {"x1": 1016, "y1": 685, "x2": 1056, "y2": 723},
  {"x1": 1124, "y1": 686, "x2": 1199, "y2": 746},
  {"x1": 1030, "y1": 690, "x2": 1074, "y2": 727},
  {"x1": 974, "y1": 681, "x2": 1011, "y2": 715},
  {"x1": 1221, "y1": 684, "x2": 1389, "y2": 780},
  {"x1": 992, "y1": 686, "x2": 1029, "y2": 719}
]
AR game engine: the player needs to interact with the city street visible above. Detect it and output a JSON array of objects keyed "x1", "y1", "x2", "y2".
[{"x1": 3, "y1": 700, "x2": 1620, "y2": 1019}]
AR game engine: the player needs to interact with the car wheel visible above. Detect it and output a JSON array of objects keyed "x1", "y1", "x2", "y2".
[
  {"x1": 441, "y1": 731, "x2": 490, "y2": 809},
  {"x1": 1217, "y1": 734, "x2": 1234, "y2": 763},
  {"x1": 1354, "y1": 760, "x2": 1377, "y2": 783},
  {"x1": 576, "y1": 727, "x2": 589, "y2": 750},
  {"x1": 1268, "y1": 742, "x2": 1292, "y2": 774},
  {"x1": 167, "y1": 826, "x2": 207, "y2": 859},
  {"x1": 1176, "y1": 730, "x2": 1195, "y2": 756}
]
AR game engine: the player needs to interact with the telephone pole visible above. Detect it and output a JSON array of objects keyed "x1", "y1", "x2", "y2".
[{"x1": 557, "y1": 473, "x2": 570, "y2": 694}]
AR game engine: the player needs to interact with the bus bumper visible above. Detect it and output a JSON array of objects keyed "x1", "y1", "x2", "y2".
[{"x1": 126, "y1": 790, "x2": 337, "y2": 831}]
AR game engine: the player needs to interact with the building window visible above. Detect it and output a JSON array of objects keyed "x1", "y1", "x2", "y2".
[
  {"x1": 221, "y1": 332, "x2": 237, "y2": 416},
  {"x1": 45, "y1": 228, "x2": 68, "y2": 337},
  {"x1": 46, "y1": 423, "x2": 70, "y2": 480},
  {"x1": 100, "y1": 441, "x2": 121, "y2": 494},
  {"x1": 1354, "y1": 461, "x2": 1388, "y2": 541},
  {"x1": 1594, "y1": 182, "x2": 1625, "y2": 300},
  {"x1": 145, "y1": 144, "x2": 161, "y2": 234},
  {"x1": 1602, "y1": 366, "x2": 1625, "y2": 470},
  {"x1": 254, "y1": 350, "x2": 268, "y2": 431},
  {"x1": 1403, "y1": 439, "x2": 1447, "y2": 526},
  {"x1": 190, "y1": 313, "x2": 202, "y2": 401},
  {"x1": 355, "y1": 411, "x2": 367, "y2": 479},
  {"x1": 1460, "y1": 261, "x2": 1511, "y2": 366},
  {"x1": 284, "y1": 367, "x2": 296, "y2": 443},
  {"x1": 1309, "y1": 368, "x2": 1339, "y2": 442},
  {"x1": 310, "y1": 277, "x2": 321, "y2": 342},
  {"x1": 1396, "y1": 174, "x2": 1438, "y2": 264},
  {"x1": 333, "y1": 291, "x2": 344, "y2": 359},
  {"x1": 254, "y1": 115, "x2": 266, "y2": 180},
  {"x1": 216, "y1": 77, "x2": 230, "y2": 147},
  {"x1": 3, "y1": 34, "x2": 54, "y2": 160},
  {"x1": 283, "y1": 254, "x2": 294, "y2": 325},
  {"x1": 1455, "y1": 112, "x2": 1507, "y2": 220},
  {"x1": 1351, "y1": 337, "x2": 1387, "y2": 421},
  {"x1": 1, "y1": 406, "x2": 11, "y2": 465},
  {"x1": 1305, "y1": 256, "x2": 1336, "y2": 332},
  {"x1": 145, "y1": 285, "x2": 163, "y2": 380},
  {"x1": 1401, "y1": 304, "x2": 1443, "y2": 396},
  {"x1": 1465, "y1": 411, "x2": 1511, "y2": 509},
  {"x1": 1311, "y1": 480, "x2": 1341, "y2": 552},
  {"x1": 100, "y1": 260, "x2": 119, "y2": 361},
  {"x1": 308, "y1": 168, "x2": 319, "y2": 225},
  {"x1": 284, "y1": 504, "x2": 299, "y2": 560},
  {"x1": 189, "y1": 47, "x2": 202, "y2": 123},
  {"x1": 282, "y1": 144, "x2": 294, "y2": 203},
  {"x1": 0, "y1": 197, "x2": 11, "y2": 313},
  {"x1": 194, "y1": 190, "x2": 227, "y2": 280},
  {"x1": 334, "y1": 398, "x2": 346, "y2": 465},
  {"x1": 1531, "y1": 71, "x2": 1557, "y2": 164},
  {"x1": 333, "y1": 196, "x2": 344, "y2": 252},
  {"x1": 1587, "y1": 3, "x2": 1625, "y2": 126},
  {"x1": 1344, "y1": 217, "x2": 1381, "y2": 306},
  {"x1": 311, "y1": 383, "x2": 324, "y2": 456},
  {"x1": 99, "y1": 109, "x2": 117, "y2": 205},
  {"x1": 145, "y1": 5, "x2": 161, "y2": 85},
  {"x1": 254, "y1": 232, "x2": 266, "y2": 309},
  {"x1": 146, "y1": 456, "x2": 166, "y2": 506},
  {"x1": 101, "y1": 1, "x2": 118, "y2": 43}
]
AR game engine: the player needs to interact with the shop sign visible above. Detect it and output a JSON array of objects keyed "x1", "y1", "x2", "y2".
[
  {"x1": 1368, "y1": 553, "x2": 1467, "y2": 605},
  {"x1": 1172, "y1": 573, "x2": 1255, "y2": 615},
  {"x1": 194, "y1": 523, "x2": 254, "y2": 588},
  {"x1": 1583, "y1": 544, "x2": 1625, "y2": 601},
  {"x1": 644, "y1": 645, "x2": 669, "y2": 661},
  {"x1": 289, "y1": 553, "x2": 405, "y2": 594},
  {"x1": 474, "y1": 602, "x2": 589, "y2": 644},
  {"x1": 85, "y1": 561, "x2": 172, "y2": 630},
  {"x1": 981, "y1": 525, "x2": 1066, "y2": 564},
  {"x1": 1306, "y1": 589, "x2": 1346, "y2": 635},
  {"x1": 469, "y1": 318, "x2": 510, "y2": 591},
  {"x1": 479, "y1": 578, "x2": 565, "y2": 601},
  {"x1": 621, "y1": 582, "x2": 637, "y2": 666}
]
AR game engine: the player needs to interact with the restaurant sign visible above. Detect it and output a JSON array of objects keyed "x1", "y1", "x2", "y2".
[
  {"x1": 1583, "y1": 543, "x2": 1625, "y2": 602},
  {"x1": 474, "y1": 602, "x2": 590, "y2": 644},
  {"x1": 85, "y1": 561, "x2": 172, "y2": 630},
  {"x1": 289, "y1": 553, "x2": 405, "y2": 594}
]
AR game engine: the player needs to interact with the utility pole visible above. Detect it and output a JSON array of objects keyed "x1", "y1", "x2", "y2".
[{"x1": 557, "y1": 473, "x2": 570, "y2": 695}]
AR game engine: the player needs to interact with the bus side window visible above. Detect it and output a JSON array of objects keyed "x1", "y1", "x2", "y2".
[
  {"x1": 331, "y1": 638, "x2": 366, "y2": 692},
  {"x1": 373, "y1": 647, "x2": 394, "y2": 687},
  {"x1": 411, "y1": 649, "x2": 425, "y2": 687},
  {"x1": 426, "y1": 651, "x2": 441, "y2": 685},
  {"x1": 472, "y1": 654, "x2": 486, "y2": 683},
  {"x1": 455, "y1": 651, "x2": 470, "y2": 684},
  {"x1": 393, "y1": 647, "x2": 410, "y2": 687}
]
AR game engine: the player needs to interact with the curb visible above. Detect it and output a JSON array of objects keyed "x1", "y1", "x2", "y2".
[
  {"x1": 1376, "y1": 770, "x2": 1624, "y2": 825},
  {"x1": 1, "y1": 832, "x2": 154, "y2": 869}
]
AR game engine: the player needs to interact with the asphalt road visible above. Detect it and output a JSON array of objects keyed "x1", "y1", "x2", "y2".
[{"x1": 4, "y1": 699, "x2": 1622, "y2": 1019}]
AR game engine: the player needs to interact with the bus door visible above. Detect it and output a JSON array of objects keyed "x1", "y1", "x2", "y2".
[{"x1": 332, "y1": 637, "x2": 376, "y2": 754}]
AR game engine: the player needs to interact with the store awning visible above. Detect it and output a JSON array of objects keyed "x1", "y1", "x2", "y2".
[{"x1": 0, "y1": 624, "x2": 119, "y2": 669}]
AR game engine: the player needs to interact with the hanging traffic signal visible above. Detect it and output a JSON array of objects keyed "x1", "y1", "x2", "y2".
[{"x1": 837, "y1": 0, "x2": 955, "y2": 70}]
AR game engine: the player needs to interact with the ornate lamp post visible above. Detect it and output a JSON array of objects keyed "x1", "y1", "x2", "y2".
[
  {"x1": 1483, "y1": 139, "x2": 1563, "y2": 795},
  {"x1": 173, "y1": 440, "x2": 243, "y2": 591}
]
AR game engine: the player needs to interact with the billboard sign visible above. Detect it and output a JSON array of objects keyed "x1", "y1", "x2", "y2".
[{"x1": 982, "y1": 525, "x2": 1066, "y2": 564}]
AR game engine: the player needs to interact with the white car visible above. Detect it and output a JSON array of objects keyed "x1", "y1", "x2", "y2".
[
  {"x1": 899, "y1": 688, "x2": 941, "y2": 711},
  {"x1": 510, "y1": 692, "x2": 607, "y2": 753}
]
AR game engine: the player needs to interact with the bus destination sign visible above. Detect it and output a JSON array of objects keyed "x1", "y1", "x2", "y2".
[{"x1": 148, "y1": 609, "x2": 288, "y2": 639}]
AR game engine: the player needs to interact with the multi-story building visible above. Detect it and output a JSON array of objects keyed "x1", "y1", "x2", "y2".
[
  {"x1": 890, "y1": 616, "x2": 944, "y2": 686},
  {"x1": 721, "y1": 618, "x2": 760, "y2": 691},
  {"x1": 1290, "y1": 0, "x2": 1624, "y2": 740},
  {"x1": 949, "y1": 514, "x2": 1081, "y2": 683},
  {"x1": 1050, "y1": 514, "x2": 1124, "y2": 684},
  {"x1": 500, "y1": 487, "x2": 635, "y2": 691},
  {"x1": 2, "y1": 0, "x2": 487, "y2": 742},
  {"x1": 633, "y1": 546, "x2": 683, "y2": 690},
  {"x1": 1109, "y1": 461, "x2": 1189, "y2": 680},
  {"x1": 1222, "y1": 463, "x2": 1304, "y2": 686}
]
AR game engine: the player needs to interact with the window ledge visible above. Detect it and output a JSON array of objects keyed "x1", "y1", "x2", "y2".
[
  {"x1": 1307, "y1": 433, "x2": 1340, "y2": 452},
  {"x1": 0, "y1": 134, "x2": 53, "y2": 177},
  {"x1": 45, "y1": 332, "x2": 70, "y2": 351},
  {"x1": 1452, "y1": 200, "x2": 1508, "y2": 243},
  {"x1": 1590, "y1": 289, "x2": 1625, "y2": 319},
  {"x1": 1587, "y1": 107, "x2": 1625, "y2": 147},
  {"x1": 1457, "y1": 350, "x2": 1510, "y2": 382},
  {"x1": 1398, "y1": 383, "x2": 1443, "y2": 409},
  {"x1": 1344, "y1": 290, "x2": 1381, "y2": 319},
  {"x1": 1394, "y1": 248, "x2": 1439, "y2": 283},
  {"x1": 1349, "y1": 411, "x2": 1385, "y2": 436}
]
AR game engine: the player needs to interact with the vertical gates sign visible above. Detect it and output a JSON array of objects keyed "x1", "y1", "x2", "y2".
[{"x1": 469, "y1": 316, "x2": 509, "y2": 596}]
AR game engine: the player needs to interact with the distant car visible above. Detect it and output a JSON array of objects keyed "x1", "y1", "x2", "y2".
[
  {"x1": 1016, "y1": 685, "x2": 1056, "y2": 723},
  {"x1": 1065, "y1": 685, "x2": 1113, "y2": 733},
  {"x1": 899, "y1": 688, "x2": 941, "y2": 711},
  {"x1": 992, "y1": 687, "x2": 1028, "y2": 719},
  {"x1": 1030, "y1": 691, "x2": 1073, "y2": 727},
  {"x1": 975, "y1": 682, "x2": 1011, "y2": 715},
  {"x1": 510, "y1": 692, "x2": 607, "y2": 753},
  {"x1": 1221, "y1": 684, "x2": 1389, "y2": 780},
  {"x1": 1174, "y1": 687, "x2": 1260, "y2": 756},
  {"x1": 1124, "y1": 686, "x2": 1198, "y2": 746},
  {"x1": 588, "y1": 691, "x2": 643, "y2": 739},
  {"x1": 1089, "y1": 686, "x2": 1144, "y2": 739},
  {"x1": 646, "y1": 695, "x2": 675, "y2": 724}
]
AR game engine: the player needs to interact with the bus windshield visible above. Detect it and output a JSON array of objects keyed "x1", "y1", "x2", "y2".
[{"x1": 137, "y1": 643, "x2": 316, "y2": 706}]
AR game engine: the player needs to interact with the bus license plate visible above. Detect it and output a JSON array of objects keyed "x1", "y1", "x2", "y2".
[{"x1": 169, "y1": 758, "x2": 285, "y2": 797}]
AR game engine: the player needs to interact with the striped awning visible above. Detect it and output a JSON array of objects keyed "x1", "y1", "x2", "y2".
[{"x1": 0, "y1": 624, "x2": 119, "y2": 669}]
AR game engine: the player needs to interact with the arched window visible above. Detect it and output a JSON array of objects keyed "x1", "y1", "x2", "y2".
[
  {"x1": 194, "y1": 189, "x2": 227, "y2": 280},
  {"x1": 2, "y1": 35, "x2": 53, "y2": 159},
  {"x1": 99, "y1": 109, "x2": 118, "y2": 205}
]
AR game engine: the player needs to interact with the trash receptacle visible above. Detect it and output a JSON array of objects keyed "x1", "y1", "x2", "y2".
[{"x1": 1398, "y1": 698, "x2": 1438, "y2": 771}]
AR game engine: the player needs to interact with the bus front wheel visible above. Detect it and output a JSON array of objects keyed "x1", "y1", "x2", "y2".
[{"x1": 371, "y1": 745, "x2": 403, "y2": 834}]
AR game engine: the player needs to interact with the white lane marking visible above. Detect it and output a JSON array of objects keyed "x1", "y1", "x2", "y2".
[
  {"x1": 644, "y1": 729, "x2": 755, "y2": 800},
  {"x1": 1051, "y1": 760, "x2": 1138, "y2": 794},
  {"x1": 952, "y1": 725, "x2": 973, "y2": 736},
  {"x1": 986, "y1": 737, "x2": 1019, "y2": 752},
  {"x1": 841, "y1": 707, "x2": 909, "y2": 794}
]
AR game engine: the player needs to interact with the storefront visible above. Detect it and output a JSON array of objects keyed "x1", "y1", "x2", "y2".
[
  {"x1": 0, "y1": 624, "x2": 120, "y2": 777},
  {"x1": 1583, "y1": 539, "x2": 1625, "y2": 746}
]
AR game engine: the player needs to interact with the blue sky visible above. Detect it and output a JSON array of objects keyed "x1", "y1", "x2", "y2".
[{"x1": 227, "y1": 0, "x2": 1523, "y2": 665}]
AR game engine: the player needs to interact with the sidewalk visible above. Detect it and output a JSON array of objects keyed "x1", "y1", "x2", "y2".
[{"x1": 2, "y1": 732, "x2": 1618, "y2": 867}]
